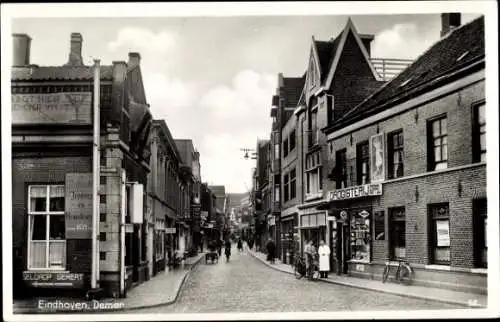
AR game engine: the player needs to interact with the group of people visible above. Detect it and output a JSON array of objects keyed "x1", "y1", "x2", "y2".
[
  {"x1": 207, "y1": 238, "x2": 245, "y2": 262},
  {"x1": 304, "y1": 239, "x2": 331, "y2": 278}
]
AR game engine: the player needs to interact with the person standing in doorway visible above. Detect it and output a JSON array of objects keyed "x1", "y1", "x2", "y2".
[{"x1": 318, "y1": 240, "x2": 331, "y2": 278}]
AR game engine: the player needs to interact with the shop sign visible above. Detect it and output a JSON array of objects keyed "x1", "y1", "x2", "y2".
[
  {"x1": 23, "y1": 272, "x2": 85, "y2": 288},
  {"x1": 165, "y1": 228, "x2": 176, "y2": 234},
  {"x1": 65, "y1": 173, "x2": 93, "y2": 239},
  {"x1": 370, "y1": 133, "x2": 386, "y2": 182},
  {"x1": 436, "y1": 220, "x2": 450, "y2": 247},
  {"x1": 12, "y1": 92, "x2": 92, "y2": 125},
  {"x1": 328, "y1": 183, "x2": 382, "y2": 201}
]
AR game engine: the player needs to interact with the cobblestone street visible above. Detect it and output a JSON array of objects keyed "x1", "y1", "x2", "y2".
[{"x1": 132, "y1": 246, "x2": 464, "y2": 313}]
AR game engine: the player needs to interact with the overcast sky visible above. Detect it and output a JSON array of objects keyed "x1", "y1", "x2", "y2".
[{"x1": 10, "y1": 11, "x2": 481, "y2": 193}]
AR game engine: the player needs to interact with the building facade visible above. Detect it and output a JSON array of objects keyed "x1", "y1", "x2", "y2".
[
  {"x1": 12, "y1": 33, "x2": 152, "y2": 298},
  {"x1": 321, "y1": 15, "x2": 486, "y2": 294},
  {"x1": 148, "y1": 120, "x2": 184, "y2": 275}
]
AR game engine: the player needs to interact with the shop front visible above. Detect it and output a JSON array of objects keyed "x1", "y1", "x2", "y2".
[
  {"x1": 279, "y1": 214, "x2": 298, "y2": 264},
  {"x1": 298, "y1": 210, "x2": 327, "y2": 254},
  {"x1": 323, "y1": 183, "x2": 382, "y2": 276}
]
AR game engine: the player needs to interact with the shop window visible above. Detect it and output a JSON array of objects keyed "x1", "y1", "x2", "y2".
[
  {"x1": 429, "y1": 203, "x2": 450, "y2": 265},
  {"x1": 27, "y1": 185, "x2": 66, "y2": 270},
  {"x1": 356, "y1": 141, "x2": 370, "y2": 185},
  {"x1": 427, "y1": 116, "x2": 448, "y2": 171},
  {"x1": 290, "y1": 130, "x2": 296, "y2": 152},
  {"x1": 473, "y1": 199, "x2": 487, "y2": 268},
  {"x1": 473, "y1": 102, "x2": 486, "y2": 163},
  {"x1": 389, "y1": 207, "x2": 406, "y2": 260},
  {"x1": 388, "y1": 130, "x2": 404, "y2": 179},
  {"x1": 349, "y1": 210, "x2": 371, "y2": 262},
  {"x1": 335, "y1": 149, "x2": 347, "y2": 189}
]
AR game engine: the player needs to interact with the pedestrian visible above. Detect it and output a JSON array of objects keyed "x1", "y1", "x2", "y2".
[
  {"x1": 217, "y1": 239, "x2": 222, "y2": 257},
  {"x1": 318, "y1": 240, "x2": 331, "y2": 278},
  {"x1": 237, "y1": 238, "x2": 243, "y2": 252},
  {"x1": 304, "y1": 240, "x2": 311, "y2": 271},
  {"x1": 266, "y1": 238, "x2": 276, "y2": 264}
]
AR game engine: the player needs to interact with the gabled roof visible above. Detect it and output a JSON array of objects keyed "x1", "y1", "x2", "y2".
[
  {"x1": 282, "y1": 76, "x2": 305, "y2": 108},
  {"x1": 315, "y1": 36, "x2": 341, "y2": 83},
  {"x1": 324, "y1": 18, "x2": 383, "y2": 87},
  {"x1": 11, "y1": 65, "x2": 114, "y2": 81},
  {"x1": 152, "y1": 119, "x2": 183, "y2": 162},
  {"x1": 333, "y1": 15, "x2": 485, "y2": 130}
]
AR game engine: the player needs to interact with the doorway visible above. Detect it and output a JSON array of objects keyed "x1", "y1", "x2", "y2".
[{"x1": 335, "y1": 221, "x2": 349, "y2": 275}]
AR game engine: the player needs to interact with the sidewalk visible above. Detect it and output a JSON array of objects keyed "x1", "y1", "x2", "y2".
[
  {"x1": 247, "y1": 249, "x2": 487, "y2": 309},
  {"x1": 13, "y1": 252, "x2": 204, "y2": 314}
]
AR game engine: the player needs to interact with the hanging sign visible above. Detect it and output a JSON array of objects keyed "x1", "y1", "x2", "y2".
[
  {"x1": 12, "y1": 92, "x2": 92, "y2": 125},
  {"x1": 65, "y1": 173, "x2": 93, "y2": 239},
  {"x1": 436, "y1": 220, "x2": 450, "y2": 247}
]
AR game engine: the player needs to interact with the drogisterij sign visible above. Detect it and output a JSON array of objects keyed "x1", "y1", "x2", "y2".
[
  {"x1": 328, "y1": 183, "x2": 383, "y2": 201},
  {"x1": 11, "y1": 92, "x2": 92, "y2": 125},
  {"x1": 65, "y1": 173, "x2": 93, "y2": 239}
]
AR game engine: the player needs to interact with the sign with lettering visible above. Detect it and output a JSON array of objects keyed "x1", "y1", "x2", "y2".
[
  {"x1": 165, "y1": 228, "x2": 176, "y2": 234},
  {"x1": 328, "y1": 183, "x2": 383, "y2": 201},
  {"x1": 370, "y1": 133, "x2": 386, "y2": 182},
  {"x1": 436, "y1": 220, "x2": 450, "y2": 247},
  {"x1": 65, "y1": 173, "x2": 93, "y2": 239},
  {"x1": 23, "y1": 271, "x2": 85, "y2": 288},
  {"x1": 12, "y1": 92, "x2": 92, "y2": 125}
]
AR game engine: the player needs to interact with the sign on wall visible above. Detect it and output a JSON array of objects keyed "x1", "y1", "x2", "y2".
[
  {"x1": 65, "y1": 173, "x2": 93, "y2": 239},
  {"x1": 12, "y1": 92, "x2": 92, "y2": 125},
  {"x1": 23, "y1": 271, "x2": 85, "y2": 288},
  {"x1": 370, "y1": 133, "x2": 385, "y2": 182},
  {"x1": 328, "y1": 183, "x2": 382, "y2": 201}
]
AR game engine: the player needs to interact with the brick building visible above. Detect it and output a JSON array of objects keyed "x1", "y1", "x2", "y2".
[
  {"x1": 12, "y1": 33, "x2": 152, "y2": 298},
  {"x1": 321, "y1": 14, "x2": 487, "y2": 294},
  {"x1": 252, "y1": 139, "x2": 271, "y2": 251},
  {"x1": 271, "y1": 73, "x2": 305, "y2": 264},
  {"x1": 293, "y1": 18, "x2": 392, "y2": 256},
  {"x1": 148, "y1": 120, "x2": 184, "y2": 275}
]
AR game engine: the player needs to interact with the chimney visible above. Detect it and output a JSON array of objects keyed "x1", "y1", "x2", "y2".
[
  {"x1": 66, "y1": 33, "x2": 83, "y2": 66},
  {"x1": 441, "y1": 13, "x2": 461, "y2": 37},
  {"x1": 360, "y1": 34, "x2": 375, "y2": 57},
  {"x1": 12, "y1": 34, "x2": 31, "y2": 66},
  {"x1": 128, "y1": 52, "x2": 141, "y2": 70}
]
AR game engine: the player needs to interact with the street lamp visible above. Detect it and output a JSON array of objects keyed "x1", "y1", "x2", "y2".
[{"x1": 240, "y1": 148, "x2": 256, "y2": 160}]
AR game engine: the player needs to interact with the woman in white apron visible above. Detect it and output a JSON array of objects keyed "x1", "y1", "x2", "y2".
[{"x1": 318, "y1": 240, "x2": 331, "y2": 278}]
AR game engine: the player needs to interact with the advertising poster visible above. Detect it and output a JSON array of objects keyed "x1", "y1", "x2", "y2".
[
  {"x1": 436, "y1": 220, "x2": 450, "y2": 247},
  {"x1": 370, "y1": 133, "x2": 385, "y2": 182}
]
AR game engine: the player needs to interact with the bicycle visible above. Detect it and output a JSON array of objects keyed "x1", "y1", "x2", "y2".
[
  {"x1": 382, "y1": 260, "x2": 414, "y2": 285},
  {"x1": 293, "y1": 254, "x2": 307, "y2": 279}
]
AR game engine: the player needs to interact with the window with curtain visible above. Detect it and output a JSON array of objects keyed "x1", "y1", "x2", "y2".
[
  {"x1": 356, "y1": 141, "x2": 370, "y2": 185},
  {"x1": 335, "y1": 149, "x2": 347, "y2": 189},
  {"x1": 429, "y1": 203, "x2": 450, "y2": 265},
  {"x1": 388, "y1": 130, "x2": 404, "y2": 179},
  {"x1": 28, "y1": 185, "x2": 66, "y2": 270}
]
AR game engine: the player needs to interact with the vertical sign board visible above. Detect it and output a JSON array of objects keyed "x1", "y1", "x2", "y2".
[
  {"x1": 65, "y1": 173, "x2": 93, "y2": 239},
  {"x1": 131, "y1": 184, "x2": 144, "y2": 224},
  {"x1": 370, "y1": 133, "x2": 385, "y2": 183}
]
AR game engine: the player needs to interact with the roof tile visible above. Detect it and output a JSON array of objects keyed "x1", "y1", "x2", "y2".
[{"x1": 11, "y1": 65, "x2": 114, "y2": 81}]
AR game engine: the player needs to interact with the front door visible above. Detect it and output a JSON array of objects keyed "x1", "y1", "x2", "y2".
[{"x1": 335, "y1": 220, "x2": 349, "y2": 274}]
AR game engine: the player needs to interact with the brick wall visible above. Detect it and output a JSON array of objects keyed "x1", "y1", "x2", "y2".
[
  {"x1": 12, "y1": 151, "x2": 92, "y2": 273},
  {"x1": 326, "y1": 76, "x2": 486, "y2": 270}
]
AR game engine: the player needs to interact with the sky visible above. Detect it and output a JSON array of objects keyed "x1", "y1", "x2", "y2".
[{"x1": 9, "y1": 10, "x2": 482, "y2": 193}]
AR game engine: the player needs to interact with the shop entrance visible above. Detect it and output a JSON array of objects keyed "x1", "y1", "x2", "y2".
[{"x1": 301, "y1": 226, "x2": 326, "y2": 250}]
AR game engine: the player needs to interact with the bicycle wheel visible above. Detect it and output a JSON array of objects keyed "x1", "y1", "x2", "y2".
[
  {"x1": 382, "y1": 265, "x2": 390, "y2": 283},
  {"x1": 294, "y1": 261, "x2": 304, "y2": 279},
  {"x1": 398, "y1": 263, "x2": 413, "y2": 285}
]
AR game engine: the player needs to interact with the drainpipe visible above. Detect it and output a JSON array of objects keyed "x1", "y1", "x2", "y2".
[
  {"x1": 91, "y1": 59, "x2": 101, "y2": 291},
  {"x1": 120, "y1": 170, "x2": 126, "y2": 296}
]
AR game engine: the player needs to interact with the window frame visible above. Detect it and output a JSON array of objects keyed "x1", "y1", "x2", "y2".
[
  {"x1": 290, "y1": 168, "x2": 297, "y2": 200},
  {"x1": 473, "y1": 198, "x2": 487, "y2": 268},
  {"x1": 274, "y1": 143, "x2": 280, "y2": 160},
  {"x1": 335, "y1": 149, "x2": 347, "y2": 189},
  {"x1": 283, "y1": 138, "x2": 289, "y2": 158},
  {"x1": 427, "y1": 115, "x2": 448, "y2": 171},
  {"x1": 27, "y1": 184, "x2": 67, "y2": 271},
  {"x1": 389, "y1": 207, "x2": 406, "y2": 260},
  {"x1": 289, "y1": 130, "x2": 296, "y2": 153},
  {"x1": 305, "y1": 151, "x2": 322, "y2": 195},
  {"x1": 356, "y1": 141, "x2": 370, "y2": 185},
  {"x1": 472, "y1": 101, "x2": 486, "y2": 163},
  {"x1": 388, "y1": 130, "x2": 404, "y2": 179},
  {"x1": 283, "y1": 173, "x2": 289, "y2": 202},
  {"x1": 428, "y1": 203, "x2": 451, "y2": 265}
]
